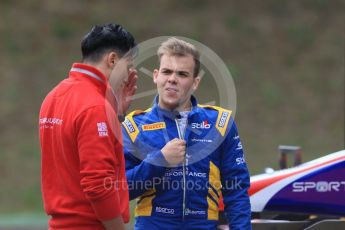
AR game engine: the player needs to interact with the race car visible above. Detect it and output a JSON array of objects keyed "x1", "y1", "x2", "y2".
[{"x1": 218, "y1": 147, "x2": 345, "y2": 230}]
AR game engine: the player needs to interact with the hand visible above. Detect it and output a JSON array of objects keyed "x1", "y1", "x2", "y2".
[
  {"x1": 161, "y1": 138, "x2": 186, "y2": 166},
  {"x1": 118, "y1": 68, "x2": 138, "y2": 116}
]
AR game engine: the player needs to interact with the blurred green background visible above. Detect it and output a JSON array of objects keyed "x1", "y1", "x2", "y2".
[{"x1": 0, "y1": 0, "x2": 344, "y2": 226}]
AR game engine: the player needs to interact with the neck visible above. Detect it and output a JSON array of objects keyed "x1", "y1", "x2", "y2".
[
  {"x1": 178, "y1": 102, "x2": 192, "y2": 112},
  {"x1": 159, "y1": 101, "x2": 192, "y2": 112}
]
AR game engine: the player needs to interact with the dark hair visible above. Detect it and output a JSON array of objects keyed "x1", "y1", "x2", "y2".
[{"x1": 81, "y1": 23, "x2": 137, "y2": 63}]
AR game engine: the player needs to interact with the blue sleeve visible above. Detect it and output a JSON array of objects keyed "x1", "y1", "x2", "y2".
[
  {"x1": 122, "y1": 126, "x2": 167, "y2": 200},
  {"x1": 220, "y1": 117, "x2": 251, "y2": 230}
]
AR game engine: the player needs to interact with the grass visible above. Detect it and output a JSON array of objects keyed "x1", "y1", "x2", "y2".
[
  {"x1": 0, "y1": 0, "x2": 343, "y2": 218},
  {"x1": 0, "y1": 213, "x2": 47, "y2": 227}
]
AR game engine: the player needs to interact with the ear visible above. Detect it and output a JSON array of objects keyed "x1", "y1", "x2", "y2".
[
  {"x1": 192, "y1": 76, "x2": 201, "y2": 91},
  {"x1": 107, "y1": 51, "x2": 119, "y2": 68},
  {"x1": 153, "y1": 69, "x2": 159, "y2": 84}
]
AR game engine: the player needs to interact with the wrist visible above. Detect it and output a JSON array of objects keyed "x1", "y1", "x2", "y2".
[{"x1": 144, "y1": 150, "x2": 168, "y2": 166}]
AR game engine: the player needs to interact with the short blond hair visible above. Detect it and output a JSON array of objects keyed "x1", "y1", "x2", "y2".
[{"x1": 157, "y1": 37, "x2": 200, "y2": 77}]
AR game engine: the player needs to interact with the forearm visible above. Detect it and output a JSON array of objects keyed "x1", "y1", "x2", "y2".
[
  {"x1": 222, "y1": 169, "x2": 251, "y2": 229},
  {"x1": 221, "y1": 117, "x2": 252, "y2": 229},
  {"x1": 224, "y1": 192, "x2": 251, "y2": 230},
  {"x1": 126, "y1": 151, "x2": 166, "y2": 199},
  {"x1": 222, "y1": 170, "x2": 251, "y2": 229}
]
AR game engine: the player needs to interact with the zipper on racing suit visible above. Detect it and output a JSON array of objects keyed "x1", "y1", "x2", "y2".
[{"x1": 175, "y1": 118, "x2": 187, "y2": 220}]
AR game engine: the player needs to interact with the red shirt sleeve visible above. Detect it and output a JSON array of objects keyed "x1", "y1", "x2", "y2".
[{"x1": 76, "y1": 105, "x2": 122, "y2": 221}]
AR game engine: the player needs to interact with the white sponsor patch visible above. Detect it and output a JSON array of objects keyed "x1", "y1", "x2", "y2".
[
  {"x1": 123, "y1": 118, "x2": 135, "y2": 133},
  {"x1": 155, "y1": 206, "x2": 175, "y2": 214},
  {"x1": 185, "y1": 208, "x2": 206, "y2": 215},
  {"x1": 97, "y1": 122, "x2": 108, "y2": 137},
  {"x1": 191, "y1": 138, "x2": 213, "y2": 143},
  {"x1": 164, "y1": 168, "x2": 207, "y2": 178},
  {"x1": 39, "y1": 117, "x2": 63, "y2": 125},
  {"x1": 218, "y1": 111, "x2": 229, "y2": 128},
  {"x1": 191, "y1": 121, "x2": 211, "y2": 129},
  {"x1": 236, "y1": 141, "x2": 243, "y2": 150},
  {"x1": 39, "y1": 117, "x2": 63, "y2": 129},
  {"x1": 236, "y1": 156, "x2": 246, "y2": 165}
]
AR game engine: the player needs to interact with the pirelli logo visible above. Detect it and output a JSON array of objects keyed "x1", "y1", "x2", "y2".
[
  {"x1": 218, "y1": 111, "x2": 229, "y2": 128},
  {"x1": 142, "y1": 122, "x2": 166, "y2": 131}
]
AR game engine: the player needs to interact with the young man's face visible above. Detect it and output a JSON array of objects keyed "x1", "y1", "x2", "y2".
[{"x1": 153, "y1": 54, "x2": 200, "y2": 111}]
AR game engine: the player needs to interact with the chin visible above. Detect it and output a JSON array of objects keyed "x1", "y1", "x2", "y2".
[{"x1": 162, "y1": 99, "x2": 179, "y2": 110}]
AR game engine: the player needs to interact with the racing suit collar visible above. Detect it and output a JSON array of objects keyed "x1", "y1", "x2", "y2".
[{"x1": 152, "y1": 95, "x2": 199, "y2": 120}]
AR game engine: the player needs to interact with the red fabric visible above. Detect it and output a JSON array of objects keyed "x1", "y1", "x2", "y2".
[
  {"x1": 219, "y1": 194, "x2": 224, "y2": 211},
  {"x1": 39, "y1": 63, "x2": 129, "y2": 229}
]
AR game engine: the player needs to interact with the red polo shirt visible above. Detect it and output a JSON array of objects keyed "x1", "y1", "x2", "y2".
[{"x1": 39, "y1": 63, "x2": 129, "y2": 229}]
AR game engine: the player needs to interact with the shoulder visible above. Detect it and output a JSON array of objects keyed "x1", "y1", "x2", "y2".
[
  {"x1": 125, "y1": 108, "x2": 152, "y2": 124},
  {"x1": 45, "y1": 80, "x2": 107, "y2": 117},
  {"x1": 198, "y1": 104, "x2": 232, "y2": 121},
  {"x1": 198, "y1": 104, "x2": 233, "y2": 136},
  {"x1": 78, "y1": 83, "x2": 105, "y2": 105},
  {"x1": 57, "y1": 79, "x2": 106, "y2": 109},
  {"x1": 198, "y1": 104, "x2": 231, "y2": 113},
  {"x1": 122, "y1": 108, "x2": 152, "y2": 142}
]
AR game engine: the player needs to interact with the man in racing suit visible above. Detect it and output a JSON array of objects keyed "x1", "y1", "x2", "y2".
[{"x1": 122, "y1": 37, "x2": 251, "y2": 229}]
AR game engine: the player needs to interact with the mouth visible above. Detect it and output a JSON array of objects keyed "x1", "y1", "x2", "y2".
[{"x1": 165, "y1": 87, "x2": 178, "y2": 93}]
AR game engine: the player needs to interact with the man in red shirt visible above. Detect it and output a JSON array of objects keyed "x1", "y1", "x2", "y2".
[{"x1": 39, "y1": 24, "x2": 138, "y2": 230}]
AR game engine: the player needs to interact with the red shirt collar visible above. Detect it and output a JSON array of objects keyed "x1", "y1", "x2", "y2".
[
  {"x1": 69, "y1": 63, "x2": 108, "y2": 87},
  {"x1": 69, "y1": 63, "x2": 119, "y2": 112}
]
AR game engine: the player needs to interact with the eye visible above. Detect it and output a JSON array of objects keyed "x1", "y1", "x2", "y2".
[
  {"x1": 161, "y1": 69, "x2": 173, "y2": 75},
  {"x1": 177, "y1": 71, "x2": 189, "y2": 78}
]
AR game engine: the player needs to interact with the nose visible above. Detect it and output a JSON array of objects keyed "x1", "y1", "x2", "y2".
[{"x1": 167, "y1": 72, "x2": 177, "y2": 84}]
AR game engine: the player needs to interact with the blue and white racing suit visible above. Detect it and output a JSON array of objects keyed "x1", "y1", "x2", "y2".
[{"x1": 122, "y1": 96, "x2": 251, "y2": 230}]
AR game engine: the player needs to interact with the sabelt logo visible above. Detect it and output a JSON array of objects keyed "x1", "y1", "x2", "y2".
[
  {"x1": 191, "y1": 120, "x2": 211, "y2": 129},
  {"x1": 142, "y1": 122, "x2": 166, "y2": 131},
  {"x1": 185, "y1": 209, "x2": 206, "y2": 215},
  {"x1": 292, "y1": 181, "x2": 345, "y2": 192},
  {"x1": 124, "y1": 119, "x2": 135, "y2": 133},
  {"x1": 218, "y1": 111, "x2": 229, "y2": 128}
]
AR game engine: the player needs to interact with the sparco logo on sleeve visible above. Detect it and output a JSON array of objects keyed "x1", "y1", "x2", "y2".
[
  {"x1": 155, "y1": 206, "x2": 175, "y2": 214},
  {"x1": 124, "y1": 119, "x2": 135, "y2": 133},
  {"x1": 218, "y1": 111, "x2": 229, "y2": 128}
]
